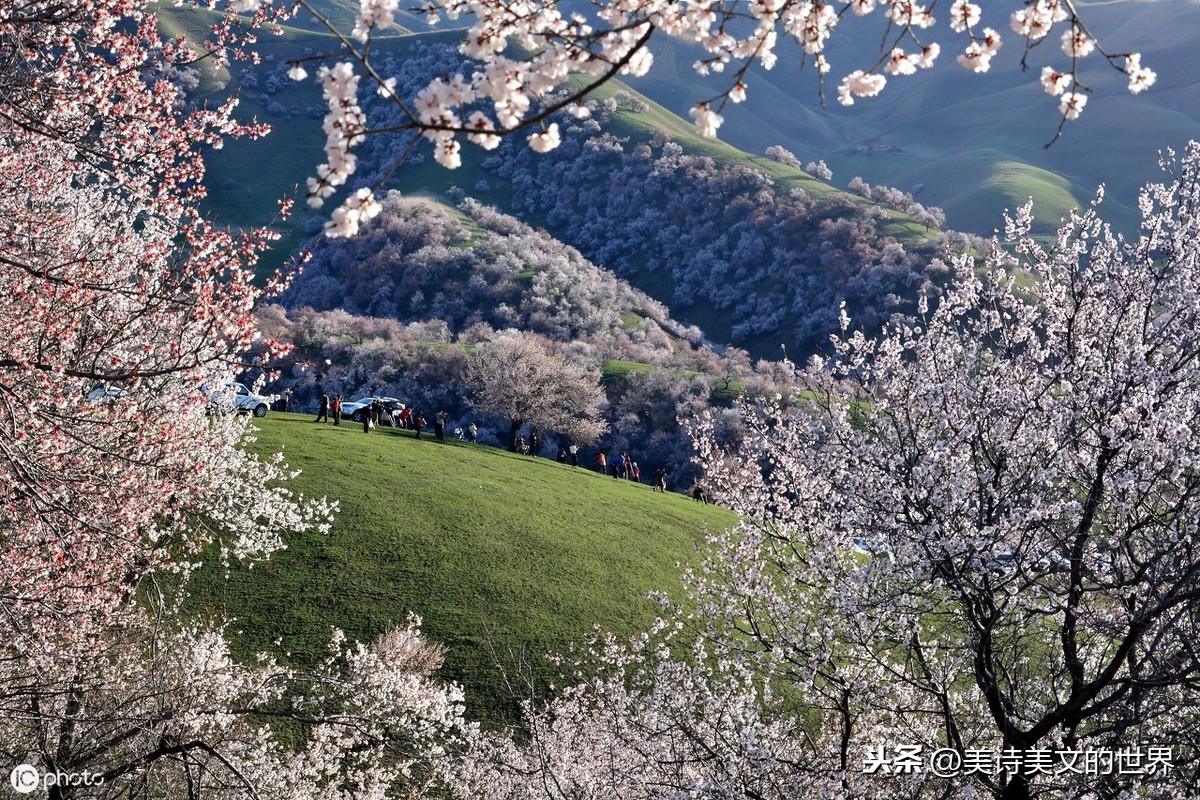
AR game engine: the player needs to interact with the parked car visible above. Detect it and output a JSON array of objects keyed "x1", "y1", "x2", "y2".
[
  {"x1": 1034, "y1": 550, "x2": 1072, "y2": 573},
  {"x1": 207, "y1": 382, "x2": 270, "y2": 417},
  {"x1": 342, "y1": 396, "x2": 404, "y2": 423},
  {"x1": 852, "y1": 536, "x2": 892, "y2": 558},
  {"x1": 970, "y1": 550, "x2": 1018, "y2": 574},
  {"x1": 86, "y1": 384, "x2": 125, "y2": 404}
]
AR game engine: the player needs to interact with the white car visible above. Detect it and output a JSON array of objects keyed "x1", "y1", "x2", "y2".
[
  {"x1": 86, "y1": 385, "x2": 125, "y2": 403},
  {"x1": 341, "y1": 396, "x2": 404, "y2": 423},
  {"x1": 208, "y1": 382, "x2": 271, "y2": 418}
]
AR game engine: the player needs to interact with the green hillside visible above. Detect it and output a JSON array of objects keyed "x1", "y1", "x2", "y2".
[
  {"x1": 186, "y1": 413, "x2": 736, "y2": 723},
  {"x1": 624, "y1": 0, "x2": 1200, "y2": 237},
  {"x1": 157, "y1": 7, "x2": 942, "y2": 269}
]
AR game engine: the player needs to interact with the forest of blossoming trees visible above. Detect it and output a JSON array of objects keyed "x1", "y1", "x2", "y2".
[{"x1": 3, "y1": 0, "x2": 1199, "y2": 798}]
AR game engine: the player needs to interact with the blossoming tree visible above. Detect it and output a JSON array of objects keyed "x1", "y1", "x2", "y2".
[
  {"x1": 0, "y1": 3, "x2": 475, "y2": 795},
  {"x1": 452, "y1": 144, "x2": 1200, "y2": 799},
  {"x1": 464, "y1": 331, "x2": 608, "y2": 450},
  {"x1": 222, "y1": 0, "x2": 1157, "y2": 235}
]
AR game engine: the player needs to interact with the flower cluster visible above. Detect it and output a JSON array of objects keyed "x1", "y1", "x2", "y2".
[
  {"x1": 688, "y1": 102, "x2": 724, "y2": 136},
  {"x1": 354, "y1": 0, "x2": 400, "y2": 42},
  {"x1": 837, "y1": 69, "x2": 887, "y2": 105},
  {"x1": 273, "y1": 0, "x2": 1158, "y2": 221},
  {"x1": 325, "y1": 187, "x2": 383, "y2": 238},
  {"x1": 955, "y1": 27, "x2": 1001, "y2": 72},
  {"x1": 306, "y1": 62, "x2": 366, "y2": 209}
]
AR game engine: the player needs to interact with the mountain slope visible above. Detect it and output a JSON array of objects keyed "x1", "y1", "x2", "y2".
[
  {"x1": 186, "y1": 414, "x2": 735, "y2": 723},
  {"x1": 624, "y1": 0, "x2": 1200, "y2": 236},
  {"x1": 171, "y1": 17, "x2": 950, "y2": 358}
]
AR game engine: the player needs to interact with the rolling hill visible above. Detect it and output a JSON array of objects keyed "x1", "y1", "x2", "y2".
[{"x1": 185, "y1": 413, "x2": 736, "y2": 723}]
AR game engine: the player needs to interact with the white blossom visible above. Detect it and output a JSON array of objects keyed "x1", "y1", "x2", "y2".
[
  {"x1": 1040, "y1": 66, "x2": 1071, "y2": 96},
  {"x1": 1058, "y1": 90, "x2": 1087, "y2": 119},
  {"x1": 324, "y1": 187, "x2": 382, "y2": 238},
  {"x1": 884, "y1": 48, "x2": 918, "y2": 76},
  {"x1": 353, "y1": 0, "x2": 400, "y2": 42},
  {"x1": 527, "y1": 122, "x2": 562, "y2": 153},
  {"x1": 949, "y1": 0, "x2": 980, "y2": 32},
  {"x1": 1126, "y1": 53, "x2": 1157, "y2": 94},
  {"x1": 688, "y1": 102, "x2": 724, "y2": 136},
  {"x1": 956, "y1": 42, "x2": 993, "y2": 73},
  {"x1": 836, "y1": 70, "x2": 886, "y2": 106},
  {"x1": 1061, "y1": 25, "x2": 1094, "y2": 58}
]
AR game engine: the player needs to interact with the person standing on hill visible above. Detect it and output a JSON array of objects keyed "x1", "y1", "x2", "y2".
[
  {"x1": 400, "y1": 406, "x2": 411, "y2": 429},
  {"x1": 467, "y1": 422, "x2": 478, "y2": 442},
  {"x1": 315, "y1": 393, "x2": 329, "y2": 423},
  {"x1": 414, "y1": 411, "x2": 425, "y2": 439},
  {"x1": 569, "y1": 443, "x2": 579, "y2": 466},
  {"x1": 597, "y1": 452, "x2": 607, "y2": 473},
  {"x1": 435, "y1": 409, "x2": 448, "y2": 440},
  {"x1": 653, "y1": 468, "x2": 667, "y2": 492},
  {"x1": 282, "y1": 388, "x2": 292, "y2": 412},
  {"x1": 611, "y1": 452, "x2": 624, "y2": 479},
  {"x1": 362, "y1": 405, "x2": 372, "y2": 434},
  {"x1": 529, "y1": 428, "x2": 541, "y2": 457},
  {"x1": 631, "y1": 462, "x2": 640, "y2": 483},
  {"x1": 332, "y1": 394, "x2": 342, "y2": 426}
]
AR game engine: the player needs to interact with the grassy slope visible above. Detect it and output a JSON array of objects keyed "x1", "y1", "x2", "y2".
[{"x1": 187, "y1": 413, "x2": 736, "y2": 723}]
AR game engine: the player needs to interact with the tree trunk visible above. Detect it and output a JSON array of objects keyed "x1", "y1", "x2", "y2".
[{"x1": 1000, "y1": 774, "x2": 1032, "y2": 800}]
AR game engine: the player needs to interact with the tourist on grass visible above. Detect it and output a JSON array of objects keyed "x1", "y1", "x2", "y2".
[
  {"x1": 467, "y1": 422, "x2": 478, "y2": 442},
  {"x1": 653, "y1": 468, "x2": 667, "y2": 492},
  {"x1": 597, "y1": 452, "x2": 607, "y2": 473},
  {"x1": 611, "y1": 453, "x2": 624, "y2": 479},
  {"x1": 315, "y1": 393, "x2": 329, "y2": 423},
  {"x1": 435, "y1": 409, "x2": 448, "y2": 440},
  {"x1": 282, "y1": 388, "x2": 292, "y2": 412},
  {"x1": 332, "y1": 394, "x2": 342, "y2": 426},
  {"x1": 630, "y1": 462, "x2": 640, "y2": 482},
  {"x1": 414, "y1": 411, "x2": 425, "y2": 439},
  {"x1": 568, "y1": 443, "x2": 579, "y2": 466}
]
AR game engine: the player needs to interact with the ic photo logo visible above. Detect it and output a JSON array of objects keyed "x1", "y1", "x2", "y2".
[
  {"x1": 8, "y1": 765, "x2": 37, "y2": 795},
  {"x1": 9, "y1": 764, "x2": 105, "y2": 794}
]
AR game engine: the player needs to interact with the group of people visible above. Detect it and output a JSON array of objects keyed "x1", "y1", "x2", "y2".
[
  {"x1": 299, "y1": 391, "x2": 680, "y2": 495},
  {"x1": 537, "y1": 447, "x2": 669, "y2": 492},
  {"x1": 311, "y1": 394, "x2": 480, "y2": 442},
  {"x1": 589, "y1": 451, "x2": 667, "y2": 491},
  {"x1": 597, "y1": 451, "x2": 640, "y2": 482},
  {"x1": 314, "y1": 393, "x2": 382, "y2": 430}
]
